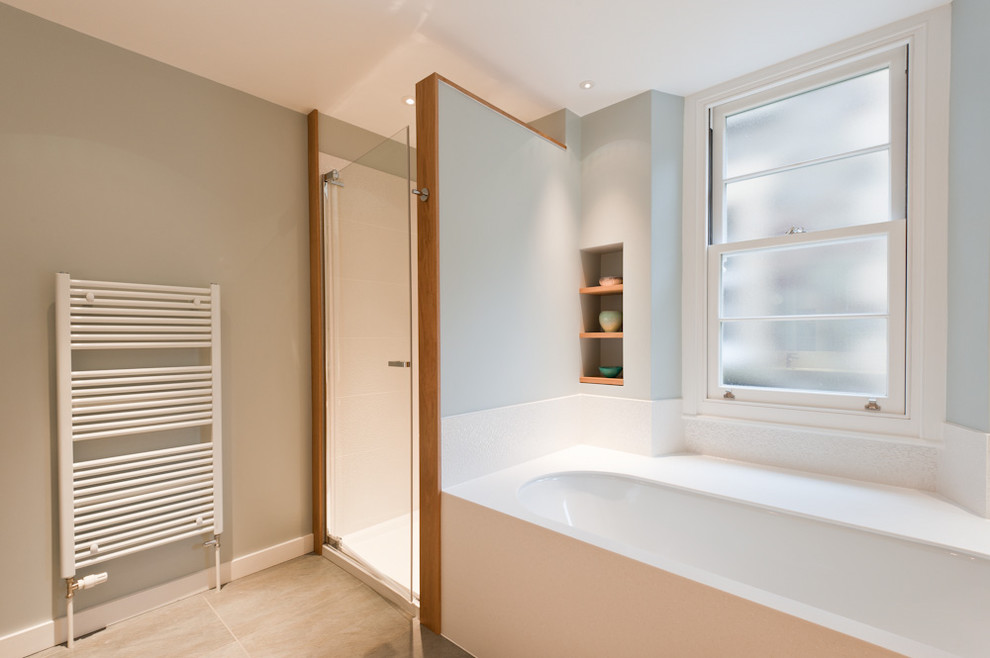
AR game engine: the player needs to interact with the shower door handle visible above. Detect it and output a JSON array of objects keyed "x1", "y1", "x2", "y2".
[{"x1": 387, "y1": 361, "x2": 411, "y2": 368}]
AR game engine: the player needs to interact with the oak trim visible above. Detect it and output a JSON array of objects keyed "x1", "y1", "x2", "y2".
[
  {"x1": 434, "y1": 74, "x2": 567, "y2": 150},
  {"x1": 307, "y1": 109, "x2": 326, "y2": 555},
  {"x1": 579, "y1": 376, "x2": 625, "y2": 386},
  {"x1": 416, "y1": 74, "x2": 442, "y2": 633},
  {"x1": 415, "y1": 72, "x2": 563, "y2": 633},
  {"x1": 579, "y1": 284, "x2": 624, "y2": 296}
]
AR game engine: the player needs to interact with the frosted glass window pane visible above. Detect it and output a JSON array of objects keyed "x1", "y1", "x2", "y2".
[
  {"x1": 723, "y1": 150, "x2": 890, "y2": 243},
  {"x1": 721, "y1": 235, "x2": 888, "y2": 318},
  {"x1": 725, "y1": 69, "x2": 889, "y2": 179},
  {"x1": 721, "y1": 318, "x2": 887, "y2": 395}
]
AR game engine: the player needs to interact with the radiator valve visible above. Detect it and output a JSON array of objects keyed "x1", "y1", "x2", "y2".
[{"x1": 66, "y1": 572, "x2": 108, "y2": 598}]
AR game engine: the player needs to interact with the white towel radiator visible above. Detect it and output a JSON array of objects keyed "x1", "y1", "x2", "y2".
[{"x1": 55, "y1": 273, "x2": 223, "y2": 647}]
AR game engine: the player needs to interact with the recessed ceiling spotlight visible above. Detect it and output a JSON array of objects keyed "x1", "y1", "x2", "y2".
[
  {"x1": 402, "y1": 96, "x2": 416, "y2": 106},
  {"x1": 579, "y1": 80, "x2": 595, "y2": 90}
]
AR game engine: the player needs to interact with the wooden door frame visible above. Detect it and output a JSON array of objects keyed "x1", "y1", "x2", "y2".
[
  {"x1": 307, "y1": 110, "x2": 326, "y2": 557},
  {"x1": 307, "y1": 99, "x2": 443, "y2": 632},
  {"x1": 414, "y1": 73, "x2": 441, "y2": 633}
]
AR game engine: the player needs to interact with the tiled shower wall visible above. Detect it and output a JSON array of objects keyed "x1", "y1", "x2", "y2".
[{"x1": 330, "y1": 161, "x2": 416, "y2": 536}]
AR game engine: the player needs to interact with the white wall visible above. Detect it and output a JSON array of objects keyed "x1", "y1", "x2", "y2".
[{"x1": 0, "y1": 4, "x2": 310, "y2": 639}]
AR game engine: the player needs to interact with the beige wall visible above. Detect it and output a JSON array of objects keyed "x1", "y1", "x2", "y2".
[
  {"x1": 442, "y1": 494, "x2": 900, "y2": 658},
  {"x1": 0, "y1": 3, "x2": 310, "y2": 636}
]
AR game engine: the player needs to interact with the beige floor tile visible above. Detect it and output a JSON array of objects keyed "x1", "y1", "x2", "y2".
[
  {"x1": 229, "y1": 563, "x2": 414, "y2": 656},
  {"x1": 205, "y1": 556, "x2": 367, "y2": 638},
  {"x1": 197, "y1": 641, "x2": 251, "y2": 657},
  {"x1": 37, "y1": 595, "x2": 235, "y2": 657},
  {"x1": 31, "y1": 555, "x2": 471, "y2": 658}
]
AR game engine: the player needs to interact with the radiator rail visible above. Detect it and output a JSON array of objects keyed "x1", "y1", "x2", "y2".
[{"x1": 55, "y1": 273, "x2": 223, "y2": 647}]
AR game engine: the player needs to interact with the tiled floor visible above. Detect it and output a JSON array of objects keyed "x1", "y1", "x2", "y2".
[{"x1": 33, "y1": 555, "x2": 471, "y2": 657}]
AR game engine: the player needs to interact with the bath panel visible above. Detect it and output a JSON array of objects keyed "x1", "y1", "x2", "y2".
[{"x1": 444, "y1": 445, "x2": 990, "y2": 657}]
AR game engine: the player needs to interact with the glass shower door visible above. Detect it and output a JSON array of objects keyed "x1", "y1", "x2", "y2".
[{"x1": 325, "y1": 127, "x2": 417, "y2": 601}]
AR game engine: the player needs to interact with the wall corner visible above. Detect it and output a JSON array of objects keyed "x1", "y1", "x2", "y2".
[
  {"x1": 937, "y1": 423, "x2": 990, "y2": 517},
  {"x1": 650, "y1": 398, "x2": 685, "y2": 456}
]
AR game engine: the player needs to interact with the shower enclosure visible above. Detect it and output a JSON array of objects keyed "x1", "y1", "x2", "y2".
[{"x1": 321, "y1": 127, "x2": 418, "y2": 606}]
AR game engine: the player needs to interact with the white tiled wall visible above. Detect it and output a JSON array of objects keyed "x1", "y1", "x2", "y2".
[
  {"x1": 330, "y1": 160, "x2": 416, "y2": 536},
  {"x1": 683, "y1": 416, "x2": 939, "y2": 491}
]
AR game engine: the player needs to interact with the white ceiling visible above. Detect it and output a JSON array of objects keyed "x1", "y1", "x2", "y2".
[{"x1": 5, "y1": 0, "x2": 949, "y2": 141}]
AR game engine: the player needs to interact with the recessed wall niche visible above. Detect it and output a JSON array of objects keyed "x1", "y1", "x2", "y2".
[{"x1": 579, "y1": 244, "x2": 624, "y2": 385}]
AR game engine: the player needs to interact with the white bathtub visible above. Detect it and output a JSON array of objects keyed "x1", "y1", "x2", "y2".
[{"x1": 445, "y1": 445, "x2": 990, "y2": 658}]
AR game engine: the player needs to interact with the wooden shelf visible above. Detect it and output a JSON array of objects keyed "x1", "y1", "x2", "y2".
[
  {"x1": 579, "y1": 376, "x2": 624, "y2": 386},
  {"x1": 580, "y1": 246, "x2": 624, "y2": 388},
  {"x1": 579, "y1": 284, "x2": 623, "y2": 296}
]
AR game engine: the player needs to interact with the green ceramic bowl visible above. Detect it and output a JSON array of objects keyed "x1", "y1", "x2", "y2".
[{"x1": 598, "y1": 366, "x2": 623, "y2": 378}]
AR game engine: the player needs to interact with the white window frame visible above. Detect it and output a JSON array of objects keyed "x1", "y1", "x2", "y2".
[
  {"x1": 710, "y1": 48, "x2": 908, "y2": 245},
  {"x1": 708, "y1": 220, "x2": 907, "y2": 412},
  {"x1": 707, "y1": 47, "x2": 907, "y2": 414},
  {"x1": 681, "y1": 8, "x2": 950, "y2": 439}
]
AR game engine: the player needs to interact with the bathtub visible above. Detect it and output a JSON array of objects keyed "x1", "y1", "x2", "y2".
[{"x1": 443, "y1": 445, "x2": 990, "y2": 658}]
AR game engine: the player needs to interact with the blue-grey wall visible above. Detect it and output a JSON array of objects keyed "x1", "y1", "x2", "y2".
[
  {"x1": 438, "y1": 83, "x2": 582, "y2": 416},
  {"x1": 947, "y1": 0, "x2": 990, "y2": 432},
  {"x1": 439, "y1": 89, "x2": 684, "y2": 415},
  {"x1": 581, "y1": 93, "x2": 654, "y2": 400},
  {"x1": 649, "y1": 91, "x2": 684, "y2": 400},
  {"x1": 580, "y1": 91, "x2": 683, "y2": 401}
]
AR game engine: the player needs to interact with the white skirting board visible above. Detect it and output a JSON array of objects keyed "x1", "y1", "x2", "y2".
[{"x1": 0, "y1": 534, "x2": 312, "y2": 658}]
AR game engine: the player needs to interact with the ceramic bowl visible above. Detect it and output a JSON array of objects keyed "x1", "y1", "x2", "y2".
[
  {"x1": 598, "y1": 366, "x2": 623, "y2": 378},
  {"x1": 598, "y1": 310, "x2": 623, "y2": 332},
  {"x1": 599, "y1": 276, "x2": 623, "y2": 287}
]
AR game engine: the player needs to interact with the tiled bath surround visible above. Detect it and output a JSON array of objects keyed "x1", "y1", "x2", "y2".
[
  {"x1": 441, "y1": 395, "x2": 682, "y2": 488},
  {"x1": 442, "y1": 395, "x2": 990, "y2": 518},
  {"x1": 441, "y1": 393, "x2": 941, "y2": 491},
  {"x1": 683, "y1": 417, "x2": 939, "y2": 491}
]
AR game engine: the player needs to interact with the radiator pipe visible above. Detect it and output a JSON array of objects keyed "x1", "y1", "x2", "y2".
[
  {"x1": 66, "y1": 572, "x2": 108, "y2": 647},
  {"x1": 205, "y1": 536, "x2": 221, "y2": 592}
]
